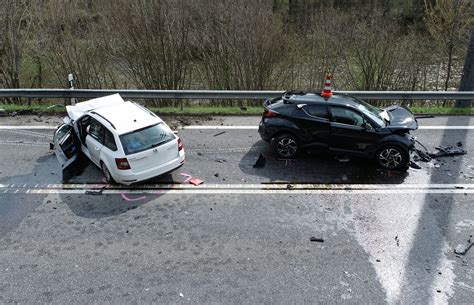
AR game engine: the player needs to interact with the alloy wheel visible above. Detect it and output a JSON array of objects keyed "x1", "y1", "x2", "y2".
[
  {"x1": 378, "y1": 148, "x2": 403, "y2": 169},
  {"x1": 277, "y1": 137, "x2": 298, "y2": 158}
]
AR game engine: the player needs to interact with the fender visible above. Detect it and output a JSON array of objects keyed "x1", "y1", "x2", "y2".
[
  {"x1": 265, "y1": 118, "x2": 310, "y2": 142},
  {"x1": 368, "y1": 134, "x2": 414, "y2": 158}
]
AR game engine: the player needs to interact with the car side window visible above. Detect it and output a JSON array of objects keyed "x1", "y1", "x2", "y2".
[
  {"x1": 307, "y1": 105, "x2": 329, "y2": 120},
  {"x1": 88, "y1": 119, "x2": 105, "y2": 143},
  {"x1": 330, "y1": 107, "x2": 365, "y2": 127},
  {"x1": 103, "y1": 129, "x2": 117, "y2": 151}
]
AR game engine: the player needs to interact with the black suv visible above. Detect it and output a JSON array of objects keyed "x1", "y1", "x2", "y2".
[{"x1": 258, "y1": 92, "x2": 418, "y2": 170}]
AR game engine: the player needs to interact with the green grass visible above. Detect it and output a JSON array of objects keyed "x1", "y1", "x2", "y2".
[
  {"x1": 410, "y1": 106, "x2": 474, "y2": 115},
  {"x1": 0, "y1": 104, "x2": 472, "y2": 116}
]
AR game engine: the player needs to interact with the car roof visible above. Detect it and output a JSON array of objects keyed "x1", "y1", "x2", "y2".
[
  {"x1": 92, "y1": 101, "x2": 161, "y2": 135},
  {"x1": 284, "y1": 92, "x2": 363, "y2": 109}
]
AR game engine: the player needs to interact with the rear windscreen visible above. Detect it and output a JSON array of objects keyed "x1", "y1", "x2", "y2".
[{"x1": 119, "y1": 123, "x2": 175, "y2": 155}]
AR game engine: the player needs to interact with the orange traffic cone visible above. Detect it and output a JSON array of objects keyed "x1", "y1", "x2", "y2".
[{"x1": 321, "y1": 74, "x2": 333, "y2": 98}]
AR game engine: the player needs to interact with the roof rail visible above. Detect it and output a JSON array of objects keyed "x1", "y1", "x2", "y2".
[
  {"x1": 91, "y1": 111, "x2": 116, "y2": 130},
  {"x1": 133, "y1": 102, "x2": 157, "y2": 118}
]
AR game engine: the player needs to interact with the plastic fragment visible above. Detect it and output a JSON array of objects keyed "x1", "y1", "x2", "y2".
[{"x1": 190, "y1": 178, "x2": 203, "y2": 186}]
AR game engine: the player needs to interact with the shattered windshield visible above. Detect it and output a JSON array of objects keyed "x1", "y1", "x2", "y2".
[
  {"x1": 119, "y1": 123, "x2": 175, "y2": 155},
  {"x1": 353, "y1": 99, "x2": 385, "y2": 127}
]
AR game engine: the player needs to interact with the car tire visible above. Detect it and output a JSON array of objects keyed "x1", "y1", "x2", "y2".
[
  {"x1": 274, "y1": 133, "x2": 299, "y2": 159},
  {"x1": 375, "y1": 144, "x2": 409, "y2": 171},
  {"x1": 101, "y1": 162, "x2": 116, "y2": 184}
]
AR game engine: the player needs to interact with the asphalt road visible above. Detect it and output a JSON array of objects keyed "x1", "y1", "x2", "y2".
[{"x1": 0, "y1": 115, "x2": 473, "y2": 304}]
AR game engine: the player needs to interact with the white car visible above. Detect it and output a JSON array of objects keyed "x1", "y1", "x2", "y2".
[{"x1": 53, "y1": 94, "x2": 185, "y2": 185}]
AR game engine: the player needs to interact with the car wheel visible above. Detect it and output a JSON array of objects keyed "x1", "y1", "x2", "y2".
[
  {"x1": 274, "y1": 133, "x2": 299, "y2": 158},
  {"x1": 375, "y1": 145, "x2": 408, "y2": 170},
  {"x1": 101, "y1": 162, "x2": 116, "y2": 184}
]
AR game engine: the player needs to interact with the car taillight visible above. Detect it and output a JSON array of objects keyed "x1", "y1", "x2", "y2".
[
  {"x1": 263, "y1": 109, "x2": 277, "y2": 118},
  {"x1": 177, "y1": 137, "x2": 184, "y2": 151},
  {"x1": 115, "y1": 158, "x2": 131, "y2": 170}
]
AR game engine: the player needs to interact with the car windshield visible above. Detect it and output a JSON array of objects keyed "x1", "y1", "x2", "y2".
[
  {"x1": 353, "y1": 99, "x2": 385, "y2": 127},
  {"x1": 119, "y1": 123, "x2": 175, "y2": 155}
]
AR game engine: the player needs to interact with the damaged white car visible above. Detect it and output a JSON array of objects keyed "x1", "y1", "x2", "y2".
[{"x1": 53, "y1": 94, "x2": 185, "y2": 184}]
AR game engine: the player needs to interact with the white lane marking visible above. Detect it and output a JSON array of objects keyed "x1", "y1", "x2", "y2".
[
  {"x1": 418, "y1": 126, "x2": 474, "y2": 130},
  {"x1": 180, "y1": 125, "x2": 474, "y2": 130},
  {"x1": 0, "y1": 183, "x2": 473, "y2": 195},
  {"x1": 0, "y1": 183, "x2": 473, "y2": 190},
  {"x1": 1, "y1": 125, "x2": 474, "y2": 130},
  {"x1": 1, "y1": 189, "x2": 473, "y2": 195},
  {"x1": 0, "y1": 126, "x2": 58, "y2": 130},
  {"x1": 180, "y1": 125, "x2": 258, "y2": 130}
]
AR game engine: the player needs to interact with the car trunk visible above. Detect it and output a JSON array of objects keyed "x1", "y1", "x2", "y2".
[{"x1": 127, "y1": 139, "x2": 178, "y2": 173}]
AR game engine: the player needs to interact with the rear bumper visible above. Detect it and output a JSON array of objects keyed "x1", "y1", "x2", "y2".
[
  {"x1": 114, "y1": 150, "x2": 185, "y2": 185},
  {"x1": 258, "y1": 120, "x2": 273, "y2": 143}
]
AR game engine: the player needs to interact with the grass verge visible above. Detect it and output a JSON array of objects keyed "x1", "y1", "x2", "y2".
[{"x1": 0, "y1": 104, "x2": 472, "y2": 116}]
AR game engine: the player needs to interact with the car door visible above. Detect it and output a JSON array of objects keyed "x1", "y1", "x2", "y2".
[
  {"x1": 53, "y1": 123, "x2": 79, "y2": 181},
  {"x1": 292, "y1": 104, "x2": 330, "y2": 149},
  {"x1": 329, "y1": 106, "x2": 380, "y2": 154},
  {"x1": 84, "y1": 118, "x2": 105, "y2": 166}
]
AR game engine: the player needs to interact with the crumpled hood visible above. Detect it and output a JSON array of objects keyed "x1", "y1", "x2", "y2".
[{"x1": 384, "y1": 105, "x2": 418, "y2": 130}]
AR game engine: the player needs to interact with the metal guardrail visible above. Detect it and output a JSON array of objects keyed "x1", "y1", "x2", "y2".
[{"x1": 0, "y1": 89, "x2": 473, "y2": 100}]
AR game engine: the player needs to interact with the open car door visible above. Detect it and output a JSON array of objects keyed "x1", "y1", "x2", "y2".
[{"x1": 53, "y1": 123, "x2": 79, "y2": 182}]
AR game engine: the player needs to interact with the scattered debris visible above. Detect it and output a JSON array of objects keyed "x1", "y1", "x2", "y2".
[
  {"x1": 180, "y1": 173, "x2": 193, "y2": 183},
  {"x1": 415, "y1": 115, "x2": 435, "y2": 119},
  {"x1": 10, "y1": 111, "x2": 17, "y2": 117},
  {"x1": 240, "y1": 107, "x2": 247, "y2": 111},
  {"x1": 0, "y1": 109, "x2": 6, "y2": 117},
  {"x1": 413, "y1": 141, "x2": 468, "y2": 165},
  {"x1": 253, "y1": 154, "x2": 266, "y2": 168},
  {"x1": 179, "y1": 292, "x2": 184, "y2": 298},
  {"x1": 286, "y1": 184, "x2": 294, "y2": 190},
  {"x1": 430, "y1": 145, "x2": 467, "y2": 158},
  {"x1": 454, "y1": 239, "x2": 473, "y2": 255},
  {"x1": 121, "y1": 193, "x2": 147, "y2": 202},
  {"x1": 335, "y1": 155, "x2": 350, "y2": 162},
  {"x1": 85, "y1": 190, "x2": 103, "y2": 195},
  {"x1": 214, "y1": 173, "x2": 219, "y2": 177},
  {"x1": 85, "y1": 186, "x2": 106, "y2": 196},
  {"x1": 213, "y1": 131, "x2": 226, "y2": 137},
  {"x1": 190, "y1": 178, "x2": 204, "y2": 186},
  {"x1": 215, "y1": 159, "x2": 226, "y2": 163},
  {"x1": 409, "y1": 161, "x2": 421, "y2": 169},
  {"x1": 395, "y1": 235, "x2": 400, "y2": 247},
  {"x1": 310, "y1": 237, "x2": 324, "y2": 242}
]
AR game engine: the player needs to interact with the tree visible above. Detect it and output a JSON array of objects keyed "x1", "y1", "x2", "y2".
[
  {"x1": 0, "y1": 0, "x2": 34, "y2": 93},
  {"x1": 424, "y1": 0, "x2": 473, "y2": 92},
  {"x1": 457, "y1": 26, "x2": 474, "y2": 107}
]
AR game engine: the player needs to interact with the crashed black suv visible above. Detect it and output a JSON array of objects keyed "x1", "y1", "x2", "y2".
[{"x1": 258, "y1": 92, "x2": 418, "y2": 170}]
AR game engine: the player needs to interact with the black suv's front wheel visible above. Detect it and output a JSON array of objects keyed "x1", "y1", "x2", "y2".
[
  {"x1": 274, "y1": 133, "x2": 299, "y2": 159},
  {"x1": 375, "y1": 144, "x2": 409, "y2": 170}
]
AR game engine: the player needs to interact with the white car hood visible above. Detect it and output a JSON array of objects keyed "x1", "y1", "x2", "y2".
[{"x1": 66, "y1": 94, "x2": 125, "y2": 121}]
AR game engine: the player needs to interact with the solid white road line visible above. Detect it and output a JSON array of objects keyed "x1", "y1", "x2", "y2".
[
  {"x1": 0, "y1": 183, "x2": 473, "y2": 189},
  {"x1": 0, "y1": 125, "x2": 58, "y2": 130},
  {"x1": 1, "y1": 188, "x2": 473, "y2": 195},
  {"x1": 1, "y1": 125, "x2": 474, "y2": 130},
  {"x1": 180, "y1": 125, "x2": 474, "y2": 130},
  {"x1": 0, "y1": 183, "x2": 472, "y2": 195}
]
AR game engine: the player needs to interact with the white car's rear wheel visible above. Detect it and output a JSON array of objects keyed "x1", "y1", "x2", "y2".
[{"x1": 101, "y1": 162, "x2": 116, "y2": 184}]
